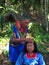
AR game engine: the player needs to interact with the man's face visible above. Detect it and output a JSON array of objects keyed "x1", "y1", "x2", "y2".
[{"x1": 21, "y1": 19, "x2": 30, "y2": 28}]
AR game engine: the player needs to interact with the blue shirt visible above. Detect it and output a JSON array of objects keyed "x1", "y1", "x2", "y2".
[
  {"x1": 9, "y1": 25, "x2": 28, "y2": 62},
  {"x1": 15, "y1": 52, "x2": 45, "y2": 65}
]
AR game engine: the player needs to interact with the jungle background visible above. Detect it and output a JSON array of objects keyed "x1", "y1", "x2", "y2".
[{"x1": 0, "y1": 0, "x2": 49, "y2": 65}]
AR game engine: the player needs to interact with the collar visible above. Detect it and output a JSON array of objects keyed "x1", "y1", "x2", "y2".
[{"x1": 26, "y1": 53, "x2": 36, "y2": 58}]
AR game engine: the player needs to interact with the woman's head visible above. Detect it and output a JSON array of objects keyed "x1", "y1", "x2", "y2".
[{"x1": 24, "y1": 40, "x2": 39, "y2": 53}]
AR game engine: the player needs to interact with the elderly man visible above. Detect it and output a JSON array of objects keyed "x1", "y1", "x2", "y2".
[{"x1": 9, "y1": 15, "x2": 32, "y2": 65}]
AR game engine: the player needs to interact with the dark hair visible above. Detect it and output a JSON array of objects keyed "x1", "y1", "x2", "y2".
[{"x1": 24, "y1": 41, "x2": 39, "y2": 53}]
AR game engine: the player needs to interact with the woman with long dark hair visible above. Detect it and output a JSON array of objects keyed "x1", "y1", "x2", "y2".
[{"x1": 15, "y1": 40, "x2": 45, "y2": 65}]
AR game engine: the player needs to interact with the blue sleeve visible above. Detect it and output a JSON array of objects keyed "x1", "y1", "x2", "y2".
[
  {"x1": 15, "y1": 52, "x2": 23, "y2": 65},
  {"x1": 38, "y1": 53, "x2": 45, "y2": 65},
  {"x1": 26, "y1": 28, "x2": 28, "y2": 33},
  {"x1": 13, "y1": 25, "x2": 17, "y2": 34}
]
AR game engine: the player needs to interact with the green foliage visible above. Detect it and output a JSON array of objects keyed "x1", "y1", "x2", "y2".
[
  {"x1": 0, "y1": 0, "x2": 46, "y2": 14},
  {"x1": 28, "y1": 22, "x2": 49, "y2": 53},
  {"x1": 31, "y1": 0, "x2": 41, "y2": 11},
  {"x1": 28, "y1": 22, "x2": 49, "y2": 43},
  {"x1": 2, "y1": 49, "x2": 8, "y2": 57},
  {"x1": 38, "y1": 43, "x2": 47, "y2": 54},
  {"x1": 24, "y1": 0, "x2": 32, "y2": 10},
  {"x1": 0, "y1": 22, "x2": 14, "y2": 38},
  {"x1": 0, "y1": 0, "x2": 5, "y2": 6},
  {"x1": 48, "y1": 0, "x2": 49, "y2": 13},
  {"x1": 10, "y1": 0, "x2": 18, "y2": 5}
]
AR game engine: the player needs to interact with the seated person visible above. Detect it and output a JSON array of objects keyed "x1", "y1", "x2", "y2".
[{"x1": 15, "y1": 39, "x2": 45, "y2": 65}]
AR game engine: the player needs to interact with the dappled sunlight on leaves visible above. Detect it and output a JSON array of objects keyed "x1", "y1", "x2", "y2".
[{"x1": 0, "y1": 38, "x2": 9, "y2": 55}]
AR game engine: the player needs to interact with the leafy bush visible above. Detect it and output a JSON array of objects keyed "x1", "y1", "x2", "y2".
[
  {"x1": 2, "y1": 49, "x2": 8, "y2": 57},
  {"x1": 28, "y1": 22, "x2": 49, "y2": 53},
  {"x1": 28, "y1": 22, "x2": 49, "y2": 43}
]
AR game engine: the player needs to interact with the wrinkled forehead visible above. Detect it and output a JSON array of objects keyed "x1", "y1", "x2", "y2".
[
  {"x1": 15, "y1": 19, "x2": 30, "y2": 25},
  {"x1": 20, "y1": 19, "x2": 30, "y2": 24},
  {"x1": 23, "y1": 19, "x2": 30, "y2": 22}
]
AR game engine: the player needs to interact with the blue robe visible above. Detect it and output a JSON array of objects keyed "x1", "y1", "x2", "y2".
[
  {"x1": 15, "y1": 52, "x2": 45, "y2": 65},
  {"x1": 9, "y1": 25, "x2": 28, "y2": 62}
]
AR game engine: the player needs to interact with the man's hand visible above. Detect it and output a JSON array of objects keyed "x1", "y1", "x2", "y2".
[
  {"x1": 25, "y1": 38, "x2": 34, "y2": 43},
  {"x1": 10, "y1": 37, "x2": 25, "y2": 42},
  {"x1": 10, "y1": 37, "x2": 34, "y2": 44},
  {"x1": 10, "y1": 38, "x2": 16, "y2": 42},
  {"x1": 20, "y1": 37, "x2": 25, "y2": 41}
]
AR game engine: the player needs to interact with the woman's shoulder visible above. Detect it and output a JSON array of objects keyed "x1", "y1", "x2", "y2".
[
  {"x1": 36, "y1": 52, "x2": 43, "y2": 58},
  {"x1": 37, "y1": 52, "x2": 42, "y2": 54}
]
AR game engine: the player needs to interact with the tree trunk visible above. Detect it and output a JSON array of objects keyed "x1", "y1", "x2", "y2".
[{"x1": 45, "y1": 0, "x2": 48, "y2": 33}]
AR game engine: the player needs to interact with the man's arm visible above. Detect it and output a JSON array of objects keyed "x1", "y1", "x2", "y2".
[
  {"x1": 10, "y1": 37, "x2": 25, "y2": 43},
  {"x1": 10, "y1": 37, "x2": 33, "y2": 43}
]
